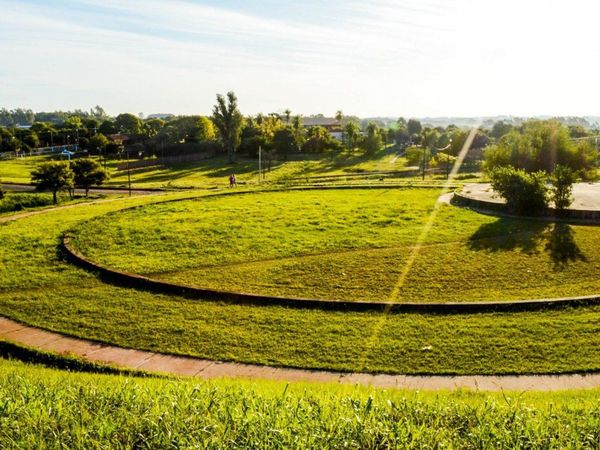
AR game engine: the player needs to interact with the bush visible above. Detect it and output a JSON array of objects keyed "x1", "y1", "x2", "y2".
[
  {"x1": 551, "y1": 164, "x2": 576, "y2": 213},
  {"x1": 489, "y1": 166, "x2": 548, "y2": 215},
  {"x1": 0, "y1": 193, "x2": 55, "y2": 213},
  {"x1": 0, "y1": 181, "x2": 4, "y2": 200}
]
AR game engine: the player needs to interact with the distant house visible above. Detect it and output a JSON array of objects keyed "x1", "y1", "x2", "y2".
[
  {"x1": 301, "y1": 117, "x2": 341, "y2": 132},
  {"x1": 106, "y1": 133, "x2": 130, "y2": 145}
]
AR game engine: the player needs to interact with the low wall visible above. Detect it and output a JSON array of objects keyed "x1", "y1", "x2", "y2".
[
  {"x1": 452, "y1": 191, "x2": 600, "y2": 222},
  {"x1": 62, "y1": 233, "x2": 600, "y2": 314}
]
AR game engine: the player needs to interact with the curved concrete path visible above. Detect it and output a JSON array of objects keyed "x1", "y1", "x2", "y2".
[
  {"x1": 2, "y1": 316, "x2": 600, "y2": 391},
  {"x1": 3, "y1": 192, "x2": 600, "y2": 391},
  {"x1": 460, "y1": 183, "x2": 600, "y2": 211}
]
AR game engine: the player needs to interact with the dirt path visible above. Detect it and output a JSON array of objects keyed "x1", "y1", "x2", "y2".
[
  {"x1": 2, "y1": 316, "x2": 600, "y2": 391},
  {"x1": 3, "y1": 190, "x2": 600, "y2": 391}
]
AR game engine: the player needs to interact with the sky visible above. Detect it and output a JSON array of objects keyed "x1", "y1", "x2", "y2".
[{"x1": 0, "y1": 0, "x2": 599, "y2": 118}]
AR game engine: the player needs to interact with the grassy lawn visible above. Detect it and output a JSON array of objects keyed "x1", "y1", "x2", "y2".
[
  {"x1": 2, "y1": 358, "x2": 600, "y2": 448},
  {"x1": 0, "y1": 154, "x2": 56, "y2": 183},
  {"x1": 0, "y1": 189, "x2": 600, "y2": 375},
  {"x1": 70, "y1": 188, "x2": 600, "y2": 303},
  {"x1": 0, "y1": 146, "x2": 412, "y2": 188}
]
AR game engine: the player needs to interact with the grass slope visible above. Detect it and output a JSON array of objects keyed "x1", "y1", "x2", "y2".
[
  {"x1": 0, "y1": 147, "x2": 410, "y2": 188},
  {"x1": 0, "y1": 190, "x2": 600, "y2": 374},
  {"x1": 1, "y1": 358, "x2": 600, "y2": 448},
  {"x1": 70, "y1": 189, "x2": 600, "y2": 303}
]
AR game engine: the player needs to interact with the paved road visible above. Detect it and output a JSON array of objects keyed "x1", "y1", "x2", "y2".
[
  {"x1": 461, "y1": 183, "x2": 600, "y2": 210},
  {"x1": 2, "y1": 182, "x2": 161, "y2": 197}
]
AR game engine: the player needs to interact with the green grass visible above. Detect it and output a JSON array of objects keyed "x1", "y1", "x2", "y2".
[
  {"x1": 0, "y1": 191, "x2": 98, "y2": 215},
  {"x1": 0, "y1": 154, "x2": 55, "y2": 183},
  {"x1": 2, "y1": 358, "x2": 600, "y2": 448},
  {"x1": 0, "y1": 146, "x2": 412, "y2": 188},
  {"x1": 1, "y1": 189, "x2": 600, "y2": 375},
  {"x1": 70, "y1": 188, "x2": 600, "y2": 303}
]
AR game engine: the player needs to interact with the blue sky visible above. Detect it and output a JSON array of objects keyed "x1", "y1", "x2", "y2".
[{"x1": 1, "y1": 0, "x2": 599, "y2": 117}]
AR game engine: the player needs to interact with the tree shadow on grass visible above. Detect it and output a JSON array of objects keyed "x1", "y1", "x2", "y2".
[
  {"x1": 468, "y1": 218, "x2": 586, "y2": 270},
  {"x1": 544, "y1": 223, "x2": 587, "y2": 270}
]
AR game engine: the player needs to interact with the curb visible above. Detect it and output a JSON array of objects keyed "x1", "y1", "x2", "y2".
[{"x1": 62, "y1": 233, "x2": 600, "y2": 314}]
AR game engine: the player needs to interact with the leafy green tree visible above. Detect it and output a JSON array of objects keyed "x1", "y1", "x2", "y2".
[
  {"x1": 489, "y1": 166, "x2": 548, "y2": 215},
  {"x1": 212, "y1": 92, "x2": 244, "y2": 163},
  {"x1": 0, "y1": 127, "x2": 20, "y2": 152},
  {"x1": 31, "y1": 161, "x2": 74, "y2": 204},
  {"x1": 394, "y1": 118, "x2": 410, "y2": 146},
  {"x1": 71, "y1": 158, "x2": 109, "y2": 197},
  {"x1": 407, "y1": 119, "x2": 422, "y2": 136},
  {"x1": 490, "y1": 121, "x2": 514, "y2": 140},
  {"x1": 283, "y1": 109, "x2": 292, "y2": 124},
  {"x1": 303, "y1": 126, "x2": 329, "y2": 153},
  {"x1": 194, "y1": 116, "x2": 217, "y2": 142},
  {"x1": 22, "y1": 131, "x2": 40, "y2": 149},
  {"x1": 99, "y1": 120, "x2": 117, "y2": 135},
  {"x1": 88, "y1": 133, "x2": 109, "y2": 153},
  {"x1": 114, "y1": 113, "x2": 143, "y2": 135},
  {"x1": 343, "y1": 122, "x2": 360, "y2": 150},
  {"x1": 484, "y1": 120, "x2": 595, "y2": 175},
  {"x1": 273, "y1": 127, "x2": 297, "y2": 160},
  {"x1": 551, "y1": 165, "x2": 576, "y2": 213},
  {"x1": 142, "y1": 118, "x2": 165, "y2": 139},
  {"x1": 359, "y1": 122, "x2": 383, "y2": 155}
]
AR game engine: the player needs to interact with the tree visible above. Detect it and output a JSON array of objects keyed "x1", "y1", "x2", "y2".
[
  {"x1": 212, "y1": 92, "x2": 244, "y2": 163},
  {"x1": 550, "y1": 164, "x2": 576, "y2": 214},
  {"x1": 114, "y1": 113, "x2": 143, "y2": 135},
  {"x1": 407, "y1": 119, "x2": 422, "y2": 136},
  {"x1": 31, "y1": 161, "x2": 74, "y2": 204},
  {"x1": 88, "y1": 133, "x2": 109, "y2": 153},
  {"x1": 303, "y1": 126, "x2": 329, "y2": 153},
  {"x1": 484, "y1": 120, "x2": 595, "y2": 175},
  {"x1": 489, "y1": 166, "x2": 548, "y2": 215},
  {"x1": 142, "y1": 118, "x2": 165, "y2": 139},
  {"x1": 273, "y1": 127, "x2": 297, "y2": 160},
  {"x1": 490, "y1": 121, "x2": 514, "y2": 140},
  {"x1": 343, "y1": 122, "x2": 360, "y2": 150},
  {"x1": 194, "y1": 116, "x2": 217, "y2": 142},
  {"x1": 71, "y1": 158, "x2": 109, "y2": 197},
  {"x1": 359, "y1": 122, "x2": 383, "y2": 155},
  {"x1": 283, "y1": 109, "x2": 292, "y2": 124},
  {"x1": 99, "y1": 120, "x2": 117, "y2": 135}
]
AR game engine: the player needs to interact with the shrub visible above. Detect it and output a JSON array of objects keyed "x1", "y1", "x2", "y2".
[
  {"x1": 551, "y1": 164, "x2": 576, "y2": 214},
  {"x1": 489, "y1": 166, "x2": 548, "y2": 215},
  {"x1": 0, "y1": 193, "x2": 55, "y2": 213}
]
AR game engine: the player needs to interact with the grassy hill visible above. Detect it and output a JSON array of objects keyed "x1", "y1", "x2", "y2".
[
  {"x1": 0, "y1": 147, "x2": 418, "y2": 189},
  {"x1": 1, "y1": 357, "x2": 600, "y2": 448}
]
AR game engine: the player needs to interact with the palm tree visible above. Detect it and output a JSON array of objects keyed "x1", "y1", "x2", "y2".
[
  {"x1": 212, "y1": 92, "x2": 244, "y2": 163},
  {"x1": 284, "y1": 109, "x2": 291, "y2": 124}
]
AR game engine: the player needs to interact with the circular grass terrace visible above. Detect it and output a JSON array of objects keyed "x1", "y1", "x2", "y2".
[
  {"x1": 67, "y1": 188, "x2": 600, "y2": 304},
  {"x1": 2, "y1": 187, "x2": 600, "y2": 375}
]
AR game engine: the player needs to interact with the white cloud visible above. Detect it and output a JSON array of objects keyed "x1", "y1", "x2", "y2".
[{"x1": 0, "y1": 0, "x2": 599, "y2": 116}]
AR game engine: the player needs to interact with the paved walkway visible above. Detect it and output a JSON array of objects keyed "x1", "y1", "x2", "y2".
[
  {"x1": 2, "y1": 317, "x2": 600, "y2": 391},
  {"x1": 460, "y1": 183, "x2": 600, "y2": 210},
  {"x1": 3, "y1": 191, "x2": 600, "y2": 391}
]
